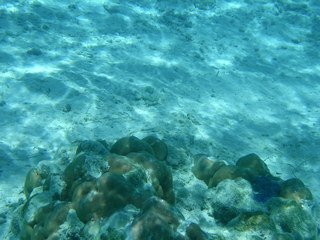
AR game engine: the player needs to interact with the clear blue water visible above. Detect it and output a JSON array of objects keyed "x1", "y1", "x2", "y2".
[{"x1": 0, "y1": 1, "x2": 319, "y2": 239}]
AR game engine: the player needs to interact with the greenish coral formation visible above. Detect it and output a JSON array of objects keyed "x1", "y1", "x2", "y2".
[
  {"x1": 128, "y1": 197, "x2": 182, "y2": 240},
  {"x1": 192, "y1": 152, "x2": 313, "y2": 203},
  {"x1": 126, "y1": 151, "x2": 175, "y2": 204},
  {"x1": 280, "y1": 178, "x2": 313, "y2": 204},
  {"x1": 236, "y1": 153, "x2": 271, "y2": 179},
  {"x1": 12, "y1": 137, "x2": 318, "y2": 240},
  {"x1": 15, "y1": 135, "x2": 181, "y2": 240},
  {"x1": 268, "y1": 198, "x2": 317, "y2": 240},
  {"x1": 24, "y1": 168, "x2": 48, "y2": 198},
  {"x1": 192, "y1": 154, "x2": 226, "y2": 186},
  {"x1": 142, "y1": 135, "x2": 168, "y2": 162},
  {"x1": 110, "y1": 136, "x2": 154, "y2": 156},
  {"x1": 192, "y1": 153, "x2": 317, "y2": 240}
]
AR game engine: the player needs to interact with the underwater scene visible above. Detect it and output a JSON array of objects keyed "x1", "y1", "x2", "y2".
[{"x1": 0, "y1": 0, "x2": 320, "y2": 239}]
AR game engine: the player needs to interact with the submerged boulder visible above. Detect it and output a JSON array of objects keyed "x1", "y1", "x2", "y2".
[
  {"x1": 210, "y1": 178, "x2": 260, "y2": 225},
  {"x1": 268, "y1": 197, "x2": 317, "y2": 240},
  {"x1": 127, "y1": 151, "x2": 175, "y2": 204},
  {"x1": 192, "y1": 155, "x2": 226, "y2": 186},
  {"x1": 13, "y1": 136, "x2": 318, "y2": 240},
  {"x1": 235, "y1": 153, "x2": 271, "y2": 182},
  {"x1": 280, "y1": 178, "x2": 313, "y2": 203},
  {"x1": 24, "y1": 168, "x2": 48, "y2": 198},
  {"x1": 142, "y1": 136, "x2": 168, "y2": 162},
  {"x1": 128, "y1": 197, "x2": 183, "y2": 240},
  {"x1": 110, "y1": 136, "x2": 154, "y2": 156}
]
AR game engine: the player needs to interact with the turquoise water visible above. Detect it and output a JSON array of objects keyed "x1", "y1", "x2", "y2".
[{"x1": 0, "y1": 0, "x2": 319, "y2": 239}]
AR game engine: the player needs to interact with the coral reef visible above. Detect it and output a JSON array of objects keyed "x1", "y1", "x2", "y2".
[{"x1": 12, "y1": 136, "x2": 318, "y2": 240}]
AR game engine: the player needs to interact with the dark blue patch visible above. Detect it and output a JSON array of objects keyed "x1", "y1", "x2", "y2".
[{"x1": 252, "y1": 176, "x2": 281, "y2": 203}]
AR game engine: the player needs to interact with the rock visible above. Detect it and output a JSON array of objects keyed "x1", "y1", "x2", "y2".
[
  {"x1": 210, "y1": 179, "x2": 260, "y2": 225},
  {"x1": 63, "y1": 154, "x2": 86, "y2": 189},
  {"x1": 208, "y1": 165, "x2": 238, "y2": 188},
  {"x1": 227, "y1": 211, "x2": 276, "y2": 234},
  {"x1": 76, "y1": 140, "x2": 109, "y2": 155},
  {"x1": 37, "y1": 202, "x2": 71, "y2": 239},
  {"x1": 106, "y1": 153, "x2": 161, "y2": 207},
  {"x1": 268, "y1": 197, "x2": 317, "y2": 240},
  {"x1": 110, "y1": 136, "x2": 154, "y2": 156},
  {"x1": 236, "y1": 153, "x2": 270, "y2": 180},
  {"x1": 52, "y1": 209, "x2": 84, "y2": 240},
  {"x1": 21, "y1": 201, "x2": 71, "y2": 240},
  {"x1": 128, "y1": 197, "x2": 183, "y2": 240},
  {"x1": 142, "y1": 136, "x2": 168, "y2": 161},
  {"x1": 97, "y1": 172, "x2": 135, "y2": 208},
  {"x1": 71, "y1": 180, "x2": 96, "y2": 206},
  {"x1": 106, "y1": 154, "x2": 138, "y2": 175},
  {"x1": 128, "y1": 152, "x2": 175, "y2": 204},
  {"x1": 192, "y1": 154, "x2": 226, "y2": 185},
  {"x1": 186, "y1": 223, "x2": 209, "y2": 240},
  {"x1": 24, "y1": 168, "x2": 46, "y2": 198},
  {"x1": 74, "y1": 189, "x2": 106, "y2": 223},
  {"x1": 14, "y1": 135, "x2": 318, "y2": 240},
  {"x1": 280, "y1": 178, "x2": 313, "y2": 203},
  {"x1": 99, "y1": 207, "x2": 137, "y2": 240},
  {"x1": 22, "y1": 191, "x2": 54, "y2": 225},
  {"x1": 62, "y1": 153, "x2": 108, "y2": 200},
  {"x1": 74, "y1": 172, "x2": 135, "y2": 223}
]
